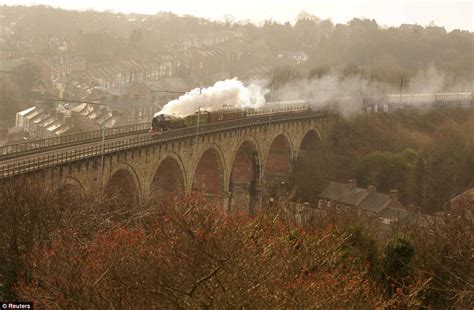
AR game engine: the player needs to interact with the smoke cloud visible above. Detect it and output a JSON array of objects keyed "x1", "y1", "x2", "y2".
[
  {"x1": 156, "y1": 67, "x2": 471, "y2": 120},
  {"x1": 408, "y1": 65, "x2": 447, "y2": 93},
  {"x1": 408, "y1": 65, "x2": 473, "y2": 93},
  {"x1": 273, "y1": 73, "x2": 393, "y2": 119},
  {"x1": 156, "y1": 78, "x2": 268, "y2": 117}
]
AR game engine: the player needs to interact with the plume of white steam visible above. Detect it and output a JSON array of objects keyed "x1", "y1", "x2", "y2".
[
  {"x1": 156, "y1": 78, "x2": 268, "y2": 117},
  {"x1": 271, "y1": 65, "x2": 471, "y2": 118},
  {"x1": 155, "y1": 67, "x2": 471, "y2": 121},
  {"x1": 407, "y1": 65, "x2": 473, "y2": 93},
  {"x1": 408, "y1": 65, "x2": 447, "y2": 93},
  {"x1": 273, "y1": 73, "x2": 393, "y2": 119}
]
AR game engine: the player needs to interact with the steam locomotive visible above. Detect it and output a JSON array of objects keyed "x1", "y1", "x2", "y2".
[{"x1": 150, "y1": 92, "x2": 473, "y2": 134}]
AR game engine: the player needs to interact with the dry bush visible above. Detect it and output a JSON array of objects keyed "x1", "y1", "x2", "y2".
[
  {"x1": 14, "y1": 194, "x2": 394, "y2": 308},
  {"x1": 409, "y1": 202, "x2": 474, "y2": 308},
  {"x1": 0, "y1": 176, "x2": 156, "y2": 299},
  {"x1": 3, "y1": 176, "x2": 470, "y2": 308},
  {"x1": 0, "y1": 177, "x2": 72, "y2": 299}
]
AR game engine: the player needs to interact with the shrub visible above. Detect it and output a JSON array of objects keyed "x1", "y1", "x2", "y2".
[{"x1": 381, "y1": 235, "x2": 415, "y2": 295}]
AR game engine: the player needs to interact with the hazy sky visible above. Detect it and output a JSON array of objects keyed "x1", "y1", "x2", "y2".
[{"x1": 2, "y1": 0, "x2": 473, "y2": 31}]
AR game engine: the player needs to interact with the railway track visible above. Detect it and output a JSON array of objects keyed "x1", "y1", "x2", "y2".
[{"x1": 0, "y1": 123, "x2": 150, "y2": 161}]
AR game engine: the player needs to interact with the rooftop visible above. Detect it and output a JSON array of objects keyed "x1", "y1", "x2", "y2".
[
  {"x1": 339, "y1": 187, "x2": 368, "y2": 206},
  {"x1": 450, "y1": 188, "x2": 474, "y2": 209},
  {"x1": 319, "y1": 181, "x2": 347, "y2": 201},
  {"x1": 359, "y1": 192, "x2": 390, "y2": 213},
  {"x1": 18, "y1": 106, "x2": 36, "y2": 116}
]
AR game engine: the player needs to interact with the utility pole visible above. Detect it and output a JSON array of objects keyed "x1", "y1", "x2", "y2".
[
  {"x1": 268, "y1": 83, "x2": 274, "y2": 133},
  {"x1": 193, "y1": 87, "x2": 202, "y2": 156},
  {"x1": 399, "y1": 77, "x2": 404, "y2": 105},
  {"x1": 99, "y1": 113, "x2": 106, "y2": 186}
]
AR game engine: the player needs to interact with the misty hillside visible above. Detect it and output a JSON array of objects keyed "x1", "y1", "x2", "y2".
[
  {"x1": 0, "y1": 5, "x2": 472, "y2": 127},
  {"x1": 1, "y1": 5, "x2": 472, "y2": 77}
]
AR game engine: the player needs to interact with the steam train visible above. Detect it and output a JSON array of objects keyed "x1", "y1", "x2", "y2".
[
  {"x1": 150, "y1": 92, "x2": 473, "y2": 134},
  {"x1": 150, "y1": 101, "x2": 310, "y2": 134}
]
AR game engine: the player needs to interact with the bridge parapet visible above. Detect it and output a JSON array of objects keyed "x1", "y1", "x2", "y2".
[{"x1": 0, "y1": 122, "x2": 150, "y2": 160}]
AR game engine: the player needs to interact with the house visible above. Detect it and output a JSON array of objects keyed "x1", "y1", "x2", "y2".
[
  {"x1": 450, "y1": 188, "x2": 474, "y2": 209},
  {"x1": 84, "y1": 55, "x2": 174, "y2": 91},
  {"x1": 82, "y1": 88, "x2": 162, "y2": 127},
  {"x1": 36, "y1": 53, "x2": 87, "y2": 82},
  {"x1": 186, "y1": 38, "x2": 246, "y2": 83},
  {"x1": 16, "y1": 106, "x2": 37, "y2": 130},
  {"x1": 358, "y1": 190, "x2": 389, "y2": 213},
  {"x1": 319, "y1": 181, "x2": 348, "y2": 208},
  {"x1": 450, "y1": 188, "x2": 474, "y2": 217},
  {"x1": 15, "y1": 105, "x2": 73, "y2": 138},
  {"x1": 70, "y1": 103, "x2": 118, "y2": 132},
  {"x1": 338, "y1": 180, "x2": 370, "y2": 209},
  {"x1": 319, "y1": 179, "x2": 408, "y2": 225}
]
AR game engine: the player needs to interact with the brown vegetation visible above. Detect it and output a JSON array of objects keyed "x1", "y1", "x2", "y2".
[{"x1": 0, "y1": 177, "x2": 473, "y2": 308}]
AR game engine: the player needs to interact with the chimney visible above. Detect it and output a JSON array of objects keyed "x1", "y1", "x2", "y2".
[
  {"x1": 347, "y1": 179, "x2": 356, "y2": 189},
  {"x1": 367, "y1": 185, "x2": 376, "y2": 193},
  {"x1": 389, "y1": 189, "x2": 399, "y2": 201}
]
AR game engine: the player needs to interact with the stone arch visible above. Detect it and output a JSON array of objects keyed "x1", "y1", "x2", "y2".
[
  {"x1": 192, "y1": 145, "x2": 226, "y2": 205},
  {"x1": 264, "y1": 130, "x2": 295, "y2": 161},
  {"x1": 264, "y1": 133, "x2": 294, "y2": 178},
  {"x1": 228, "y1": 136, "x2": 262, "y2": 171},
  {"x1": 105, "y1": 163, "x2": 141, "y2": 207},
  {"x1": 58, "y1": 176, "x2": 85, "y2": 201},
  {"x1": 228, "y1": 139, "x2": 261, "y2": 214},
  {"x1": 61, "y1": 176, "x2": 84, "y2": 191},
  {"x1": 295, "y1": 128, "x2": 325, "y2": 202},
  {"x1": 150, "y1": 154, "x2": 186, "y2": 205},
  {"x1": 262, "y1": 132, "x2": 294, "y2": 200},
  {"x1": 298, "y1": 128, "x2": 322, "y2": 151}
]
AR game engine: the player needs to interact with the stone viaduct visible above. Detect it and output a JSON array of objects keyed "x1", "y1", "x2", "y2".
[{"x1": 18, "y1": 113, "x2": 331, "y2": 213}]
